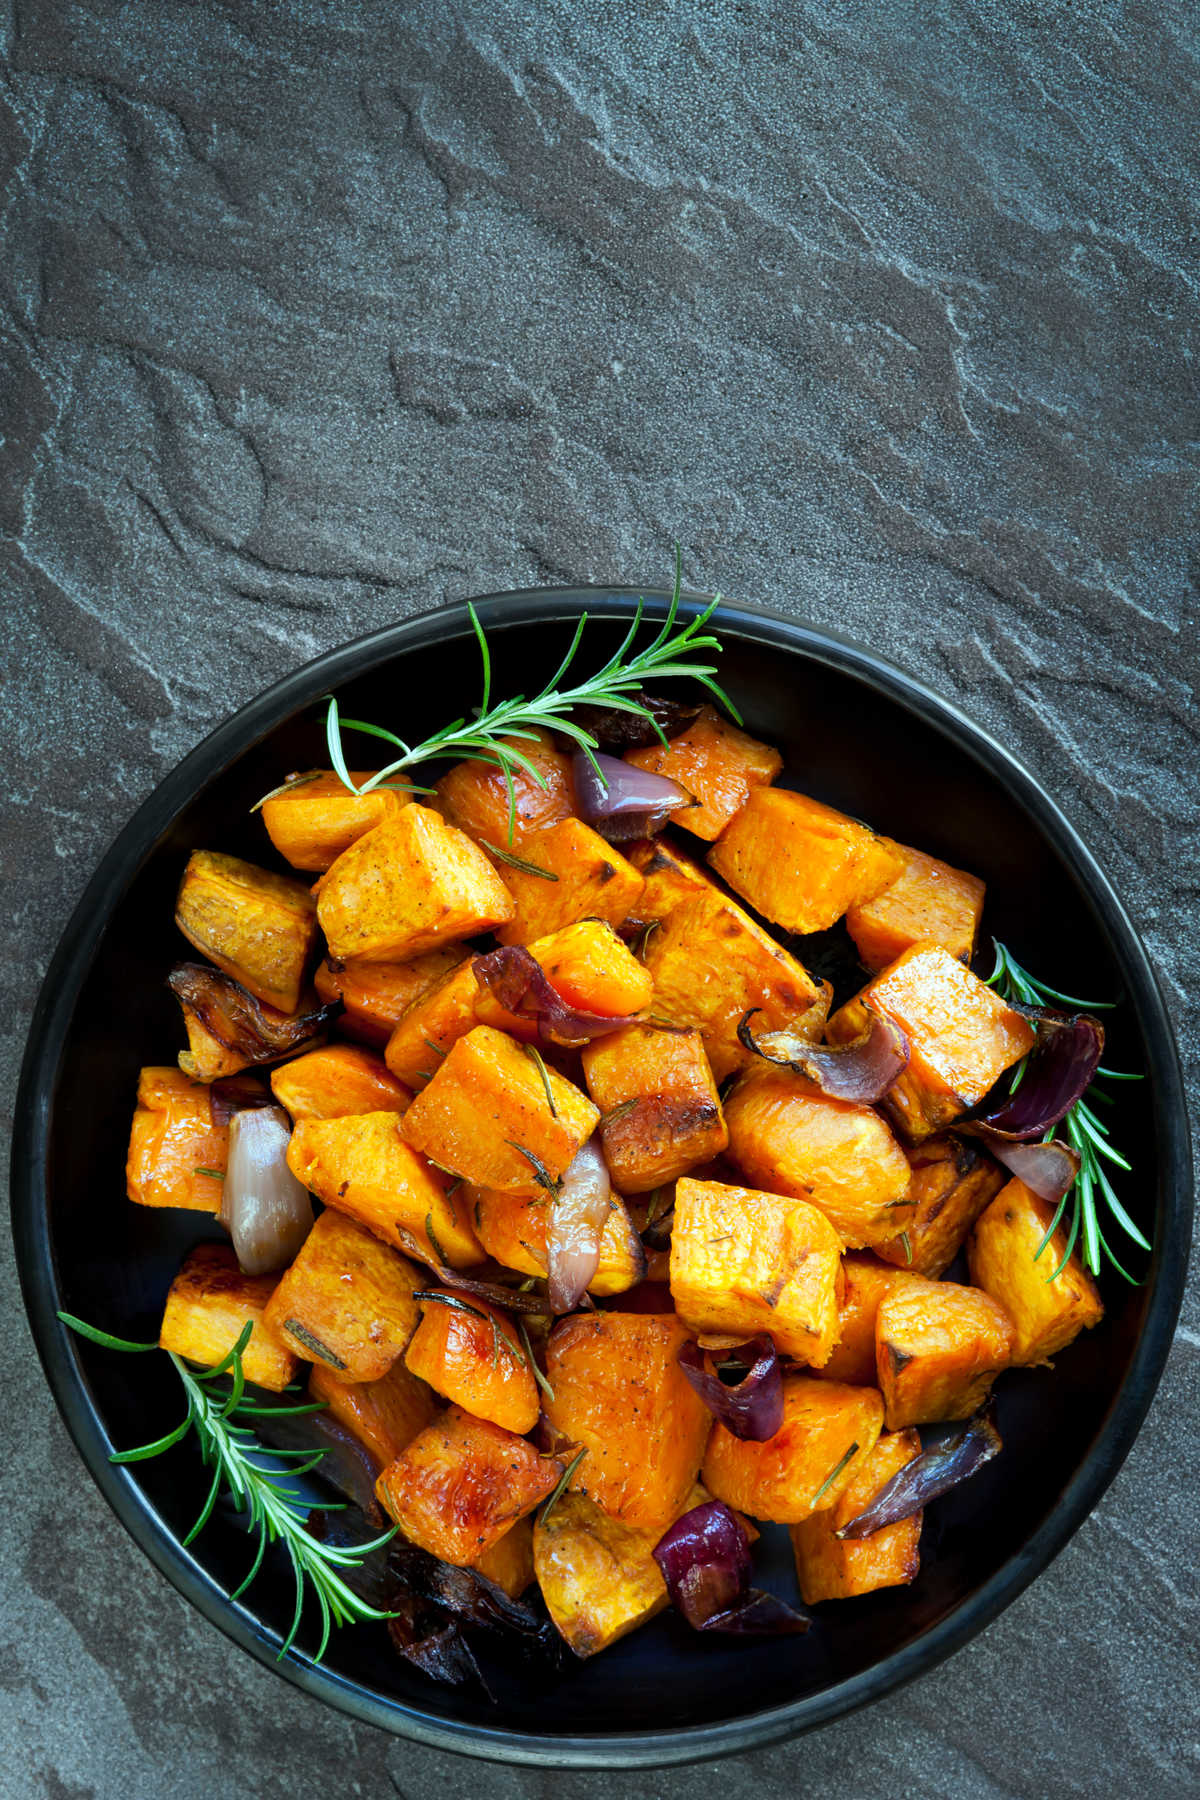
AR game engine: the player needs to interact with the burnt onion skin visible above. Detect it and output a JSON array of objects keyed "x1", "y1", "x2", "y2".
[
  {"x1": 570, "y1": 693, "x2": 703, "y2": 752},
  {"x1": 736, "y1": 1007, "x2": 909, "y2": 1104},
  {"x1": 836, "y1": 1404, "x2": 1004, "y2": 1541},
  {"x1": 570, "y1": 751, "x2": 691, "y2": 843},
  {"x1": 653, "y1": 1501, "x2": 810, "y2": 1637},
  {"x1": 472, "y1": 945, "x2": 638, "y2": 1047},
  {"x1": 168, "y1": 962, "x2": 338, "y2": 1067},
  {"x1": 970, "y1": 1134, "x2": 1081, "y2": 1202},
  {"x1": 961, "y1": 1008, "x2": 1103, "y2": 1200},
  {"x1": 677, "y1": 1337, "x2": 784, "y2": 1441}
]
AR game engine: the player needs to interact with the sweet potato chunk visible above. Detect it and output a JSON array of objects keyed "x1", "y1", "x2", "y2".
[
  {"x1": 968, "y1": 1178, "x2": 1104, "y2": 1366},
  {"x1": 434, "y1": 728, "x2": 578, "y2": 844},
  {"x1": 474, "y1": 918, "x2": 654, "y2": 1040},
  {"x1": 624, "y1": 706, "x2": 783, "y2": 840},
  {"x1": 490, "y1": 818, "x2": 645, "y2": 946},
  {"x1": 790, "y1": 1430, "x2": 923, "y2": 1602},
  {"x1": 314, "y1": 948, "x2": 465, "y2": 1048},
  {"x1": 309, "y1": 1359, "x2": 440, "y2": 1465},
  {"x1": 543, "y1": 1313, "x2": 712, "y2": 1531},
  {"x1": 876, "y1": 1135, "x2": 1006, "y2": 1276},
  {"x1": 384, "y1": 959, "x2": 483, "y2": 1088},
  {"x1": 317, "y1": 806, "x2": 514, "y2": 962},
  {"x1": 643, "y1": 890, "x2": 829, "y2": 1082},
  {"x1": 375, "y1": 1405, "x2": 562, "y2": 1566},
  {"x1": 270, "y1": 1043, "x2": 411, "y2": 1120},
  {"x1": 175, "y1": 850, "x2": 317, "y2": 1013},
  {"x1": 876, "y1": 1276, "x2": 1015, "y2": 1428},
  {"x1": 828, "y1": 943, "x2": 1036, "y2": 1142},
  {"x1": 469, "y1": 1186, "x2": 646, "y2": 1296},
  {"x1": 816, "y1": 1254, "x2": 931, "y2": 1385},
  {"x1": 581, "y1": 1025, "x2": 727, "y2": 1193},
  {"x1": 401, "y1": 1025, "x2": 599, "y2": 1193},
  {"x1": 263, "y1": 1208, "x2": 425, "y2": 1381},
  {"x1": 702, "y1": 1374, "x2": 883, "y2": 1523},
  {"x1": 846, "y1": 841, "x2": 986, "y2": 972},
  {"x1": 159, "y1": 1243, "x2": 297, "y2": 1391},
  {"x1": 533, "y1": 1492, "x2": 669, "y2": 1657},
  {"x1": 670, "y1": 1177, "x2": 843, "y2": 1363},
  {"x1": 474, "y1": 1515, "x2": 535, "y2": 1598},
  {"x1": 723, "y1": 1068, "x2": 912, "y2": 1249},
  {"x1": 286, "y1": 1110, "x2": 483, "y2": 1267},
  {"x1": 126, "y1": 1066, "x2": 231, "y2": 1212},
  {"x1": 260, "y1": 770, "x2": 406, "y2": 872},
  {"x1": 708, "y1": 789, "x2": 904, "y2": 935},
  {"x1": 405, "y1": 1291, "x2": 540, "y2": 1434},
  {"x1": 625, "y1": 835, "x2": 721, "y2": 928}
]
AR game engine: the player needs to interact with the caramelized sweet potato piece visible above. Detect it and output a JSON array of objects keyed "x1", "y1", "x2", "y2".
[
  {"x1": 489, "y1": 818, "x2": 645, "y2": 946},
  {"x1": 401, "y1": 1025, "x2": 599, "y2": 1193},
  {"x1": 723, "y1": 1067, "x2": 912, "y2": 1249},
  {"x1": 876, "y1": 1276, "x2": 1015, "y2": 1428},
  {"x1": 473, "y1": 1515, "x2": 535, "y2": 1599},
  {"x1": 967, "y1": 1177, "x2": 1104, "y2": 1366},
  {"x1": 876, "y1": 1135, "x2": 1006, "y2": 1276},
  {"x1": 623, "y1": 706, "x2": 783, "y2": 841},
  {"x1": 309, "y1": 1359, "x2": 441, "y2": 1465},
  {"x1": 260, "y1": 770, "x2": 407, "y2": 872},
  {"x1": 474, "y1": 918, "x2": 654, "y2": 1040},
  {"x1": 405, "y1": 1291, "x2": 540, "y2": 1434},
  {"x1": 624, "y1": 835, "x2": 721, "y2": 928},
  {"x1": 708, "y1": 789, "x2": 904, "y2": 935},
  {"x1": 828, "y1": 944, "x2": 1036, "y2": 1142},
  {"x1": 815, "y1": 1254, "x2": 932, "y2": 1385},
  {"x1": 434, "y1": 728, "x2": 579, "y2": 843},
  {"x1": 533, "y1": 1491, "x2": 670, "y2": 1657},
  {"x1": 317, "y1": 806, "x2": 514, "y2": 962},
  {"x1": 469, "y1": 1186, "x2": 646, "y2": 1296},
  {"x1": 581, "y1": 1024, "x2": 728, "y2": 1193},
  {"x1": 702, "y1": 1374, "x2": 884, "y2": 1523},
  {"x1": 270, "y1": 1043, "x2": 411, "y2": 1120},
  {"x1": 126, "y1": 1066, "x2": 231, "y2": 1212},
  {"x1": 543, "y1": 1312, "x2": 712, "y2": 1531},
  {"x1": 159, "y1": 1243, "x2": 297, "y2": 1391},
  {"x1": 263, "y1": 1208, "x2": 425, "y2": 1380},
  {"x1": 375, "y1": 1404, "x2": 562, "y2": 1565},
  {"x1": 175, "y1": 851, "x2": 318, "y2": 1013},
  {"x1": 314, "y1": 948, "x2": 466, "y2": 1048},
  {"x1": 790, "y1": 1429, "x2": 923, "y2": 1602},
  {"x1": 286, "y1": 1110, "x2": 483, "y2": 1268},
  {"x1": 846, "y1": 841, "x2": 986, "y2": 972},
  {"x1": 670, "y1": 1177, "x2": 843, "y2": 1364},
  {"x1": 384, "y1": 960, "x2": 484, "y2": 1088}
]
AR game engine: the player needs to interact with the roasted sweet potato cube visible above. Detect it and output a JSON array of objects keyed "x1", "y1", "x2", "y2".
[
  {"x1": 669, "y1": 1177, "x2": 843, "y2": 1363},
  {"x1": 708, "y1": 789, "x2": 904, "y2": 935},
  {"x1": 968, "y1": 1178, "x2": 1104, "y2": 1366},
  {"x1": 490, "y1": 818, "x2": 645, "y2": 945},
  {"x1": 384, "y1": 959, "x2": 483, "y2": 1088},
  {"x1": 314, "y1": 948, "x2": 466, "y2": 1047},
  {"x1": 624, "y1": 835, "x2": 721, "y2": 928},
  {"x1": 270, "y1": 1043, "x2": 411, "y2": 1120},
  {"x1": 474, "y1": 1515, "x2": 535, "y2": 1598},
  {"x1": 175, "y1": 850, "x2": 317, "y2": 1013},
  {"x1": 581, "y1": 1025, "x2": 727, "y2": 1193},
  {"x1": 544, "y1": 1313, "x2": 712, "y2": 1531},
  {"x1": 533, "y1": 1491, "x2": 669, "y2": 1657},
  {"x1": 790, "y1": 1429, "x2": 923, "y2": 1602},
  {"x1": 702, "y1": 1374, "x2": 884, "y2": 1523},
  {"x1": 317, "y1": 806, "x2": 514, "y2": 962},
  {"x1": 846, "y1": 841, "x2": 986, "y2": 972},
  {"x1": 404, "y1": 1290, "x2": 540, "y2": 1434},
  {"x1": 434, "y1": 728, "x2": 578, "y2": 844},
  {"x1": 260, "y1": 770, "x2": 407, "y2": 872},
  {"x1": 469, "y1": 1186, "x2": 646, "y2": 1296},
  {"x1": 309, "y1": 1359, "x2": 441, "y2": 1465},
  {"x1": 375, "y1": 1405, "x2": 562, "y2": 1566},
  {"x1": 401, "y1": 1025, "x2": 599, "y2": 1193},
  {"x1": 126, "y1": 1066, "x2": 232, "y2": 1212},
  {"x1": 286, "y1": 1110, "x2": 483, "y2": 1267},
  {"x1": 263, "y1": 1208, "x2": 425, "y2": 1381},
  {"x1": 475, "y1": 918, "x2": 654, "y2": 1042},
  {"x1": 876, "y1": 1276, "x2": 1015, "y2": 1428},
  {"x1": 828, "y1": 943, "x2": 1036, "y2": 1142},
  {"x1": 623, "y1": 706, "x2": 782, "y2": 841},
  {"x1": 876, "y1": 1135, "x2": 1006, "y2": 1276},
  {"x1": 723, "y1": 1068, "x2": 913, "y2": 1249},
  {"x1": 159, "y1": 1244, "x2": 297, "y2": 1391},
  {"x1": 816, "y1": 1254, "x2": 931, "y2": 1385},
  {"x1": 643, "y1": 890, "x2": 829, "y2": 1082}
]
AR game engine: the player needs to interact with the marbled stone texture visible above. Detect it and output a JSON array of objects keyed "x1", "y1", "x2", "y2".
[{"x1": 1, "y1": 1, "x2": 1196, "y2": 1795}]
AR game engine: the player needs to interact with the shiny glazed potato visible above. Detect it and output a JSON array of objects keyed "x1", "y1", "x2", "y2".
[
  {"x1": 175, "y1": 850, "x2": 318, "y2": 1013},
  {"x1": 263, "y1": 1208, "x2": 426, "y2": 1381},
  {"x1": 434, "y1": 728, "x2": 579, "y2": 844},
  {"x1": 875, "y1": 1135, "x2": 1006, "y2": 1276},
  {"x1": 876, "y1": 1276, "x2": 1015, "y2": 1428},
  {"x1": 816, "y1": 1253, "x2": 933, "y2": 1385},
  {"x1": 314, "y1": 947, "x2": 465, "y2": 1047},
  {"x1": 270, "y1": 1042, "x2": 411, "y2": 1120},
  {"x1": 159, "y1": 1244, "x2": 298, "y2": 1392},
  {"x1": 624, "y1": 705, "x2": 783, "y2": 840},
  {"x1": 260, "y1": 771, "x2": 406, "y2": 872},
  {"x1": 309, "y1": 1360, "x2": 441, "y2": 1466},
  {"x1": 533, "y1": 1491, "x2": 670, "y2": 1657},
  {"x1": 582, "y1": 1024, "x2": 728, "y2": 1193},
  {"x1": 846, "y1": 840, "x2": 986, "y2": 972},
  {"x1": 488, "y1": 818, "x2": 645, "y2": 945},
  {"x1": 702, "y1": 1374, "x2": 884, "y2": 1524},
  {"x1": 968, "y1": 1178, "x2": 1104, "y2": 1365},
  {"x1": 707, "y1": 788, "x2": 905, "y2": 935},
  {"x1": 404, "y1": 1291, "x2": 540, "y2": 1434},
  {"x1": 126, "y1": 1066, "x2": 231, "y2": 1212},
  {"x1": 469, "y1": 1185, "x2": 646, "y2": 1296},
  {"x1": 790, "y1": 1429, "x2": 923, "y2": 1602}
]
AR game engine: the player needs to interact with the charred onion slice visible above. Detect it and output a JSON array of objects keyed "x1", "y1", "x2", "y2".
[
  {"x1": 969, "y1": 1133, "x2": 1081, "y2": 1202},
  {"x1": 835, "y1": 1403, "x2": 1003, "y2": 1540},
  {"x1": 392, "y1": 1227, "x2": 550, "y2": 1315},
  {"x1": 168, "y1": 962, "x2": 337, "y2": 1067},
  {"x1": 653, "y1": 1500, "x2": 810, "y2": 1636},
  {"x1": 571, "y1": 692, "x2": 703, "y2": 752},
  {"x1": 571, "y1": 750, "x2": 690, "y2": 842},
  {"x1": 677, "y1": 1337, "x2": 784, "y2": 1442},
  {"x1": 969, "y1": 1009, "x2": 1105, "y2": 1141},
  {"x1": 547, "y1": 1137, "x2": 612, "y2": 1314},
  {"x1": 253, "y1": 1407, "x2": 385, "y2": 1524},
  {"x1": 737, "y1": 1006, "x2": 909, "y2": 1103},
  {"x1": 221, "y1": 1105, "x2": 314, "y2": 1275},
  {"x1": 472, "y1": 945, "x2": 637, "y2": 1048}
]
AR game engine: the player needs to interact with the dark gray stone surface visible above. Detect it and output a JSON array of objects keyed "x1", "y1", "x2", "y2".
[{"x1": 2, "y1": 2, "x2": 1196, "y2": 1794}]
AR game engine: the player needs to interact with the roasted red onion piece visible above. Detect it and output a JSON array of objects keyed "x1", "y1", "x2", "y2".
[
  {"x1": 253, "y1": 1408, "x2": 385, "y2": 1523},
  {"x1": 391, "y1": 1227, "x2": 550, "y2": 1314},
  {"x1": 221, "y1": 1105, "x2": 314, "y2": 1274},
  {"x1": 208, "y1": 1073, "x2": 276, "y2": 1127},
  {"x1": 547, "y1": 1137, "x2": 612, "y2": 1313},
  {"x1": 472, "y1": 945, "x2": 637, "y2": 1048},
  {"x1": 653, "y1": 1501, "x2": 810, "y2": 1636},
  {"x1": 677, "y1": 1337, "x2": 784, "y2": 1441},
  {"x1": 969, "y1": 1010, "x2": 1105, "y2": 1141},
  {"x1": 970, "y1": 1133, "x2": 1081, "y2": 1202},
  {"x1": 571, "y1": 693, "x2": 703, "y2": 751},
  {"x1": 836, "y1": 1403, "x2": 1003, "y2": 1540},
  {"x1": 388, "y1": 1592, "x2": 489, "y2": 1692},
  {"x1": 737, "y1": 1007, "x2": 909, "y2": 1103},
  {"x1": 571, "y1": 751, "x2": 690, "y2": 842},
  {"x1": 168, "y1": 962, "x2": 338, "y2": 1068}
]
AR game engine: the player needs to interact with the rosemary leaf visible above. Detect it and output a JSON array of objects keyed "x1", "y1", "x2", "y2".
[
  {"x1": 540, "y1": 1446, "x2": 588, "y2": 1524},
  {"x1": 481, "y1": 840, "x2": 560, "y2": 881},
  {"x1": 505, "y1": 1141, "x2": 562, "y2": 1195},
  {"x1": 811, "y1": 1442, "x2": 860, "y2": 1507},
  {"x1": 283, "y1": 1319, "x2": 348, "y2": 1370},
  {"x1": 524, "y1": 1043, "x2": 558, "y2": 1117}
]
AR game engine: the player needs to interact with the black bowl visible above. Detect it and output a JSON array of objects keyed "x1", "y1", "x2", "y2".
[{"x1": 11, "y1": 588, "x2": 1191, "y2": 1767}]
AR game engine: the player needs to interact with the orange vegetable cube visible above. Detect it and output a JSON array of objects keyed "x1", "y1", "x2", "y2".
[
  {"x1": 790, "y1": 1430, "x2": 923, "y2": 1602},
  {"x1": 828, "y1": 943, "x2": 1036, "y2": 1142},
  {"x1": 624, "y1": 706, "x2": 782, "y2": 841},
  {"x1": 702, "y1": 1374, "x2": 884, "y2": 1523},
  {"x1": 404, "y1": 1290, "x2": 540, "y2": 1434},
  {"x1": 263, "y1": 1208, "x2": 425, "y2": 1381},
  {"x1": 175, "y1": 850, "x2": 318, "y2": 1013},
  {"x1": 669, "y1": 1177, "x2": 843, "y2": 1363},
  {"x1": 624, "y1": 835, "x2": 721, "y2": 928},
  {"x1": 434, "y1": 728, "x2": 578, "y2": 844},
  {"x1": 968, "y1": 1178, "x2": 1104, "y2": 1366},
  {"x1": 581, "y1": 1025, "x2": 727, "y2": 1193},
  {"x1": 159, "y1": 1244, "x2": 297, "y2": 1391},
  {"x1": 533, "y1": 1492, "x2": 669, "y2": 1657},
  {"x1": 309, "y1": 1360, "x2": 441, "y2": 1466},
  {"x1": 126, "y1": 1066, "x2": 234, "y2": 1213},
  {"x1": 876, "y1": 1135, "x2": 1006, "y2": 1276},
  {"x1": 401, "y1": 1025, "x2": 599, "y2": 1193},
  {"x1": 317, "y1": 806, "x2": 514, "y2": 962},
  {"x1": 314, "y1": 948, "x2": 465, "y2": 1047},
  {"x1": 474, "y1": 1515, "x2": 535, "y2": 1598},
  {"x1": 846, "y1": 840, "x2": 986, "y2": 972},
  {"x1": 708, "y1": 789, "x2": 904, "y2": 935},
  {"x1": 543, "y1": 1313, "x2": 712, "y2": 1532},
  {"x1": 469, "y1": 1186, "x2": 646, "y2": 1296},
  {"x1": 816, "y1": 1254, "x2": 932, "y2": 1385},
  {"x1": 723, "y1": 1067, "x2": 912, "y2": 1248},
  {"x1": 260, "y1": 770, "x2": 407, "y2": 872},
  {"x1": 375, "y1": 1405, "x2": 562, "y2": 1566},
  {"x1": 270, "y1": 1043, "x2": 411, "y2": 1120},
  {"x1": 876, "y1": 1276, "x2": 1015, "y2": 1428},
  {"x1": 384, "y1": 959, "x2": 483, "y2": 1088},
  {"x1": 490, "y1": 818, "x2": 645, "y2": 945}
]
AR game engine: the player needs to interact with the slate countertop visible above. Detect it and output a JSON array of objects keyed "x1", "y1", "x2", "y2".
[{"x1": 2, "y1": 4, "x2": 1196, "y2": 1796}]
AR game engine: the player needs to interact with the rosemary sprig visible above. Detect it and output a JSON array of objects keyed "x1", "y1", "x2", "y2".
[
  {"x1": 57, "y1": 1313, "x2": 396, "y2": 1662},
  {"x1": 984, "y1": 941, "x2": 1149, "y2": 1282}
]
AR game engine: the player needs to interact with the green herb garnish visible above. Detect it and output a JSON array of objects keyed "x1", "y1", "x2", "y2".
[
  {"x1": 540, "y1": 1446, "x2": 588, "y2": 1524},
  {"x1": 812, "y1": 1442, "x2": 860, "y2": 1507},
  {"x1": 481, "y1": 841, "x2": 560, "y2": 881},
  {"x1": 523, "y1": 1043, "x2": 558, "y2": 1117}
]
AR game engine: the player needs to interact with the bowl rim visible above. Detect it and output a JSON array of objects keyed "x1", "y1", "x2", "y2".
[{"x1": 11, "y1": 585, "x2": 1192, "y2": 1768}]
